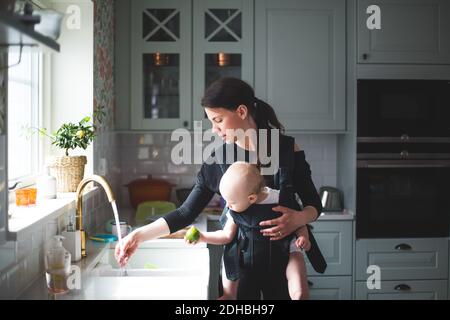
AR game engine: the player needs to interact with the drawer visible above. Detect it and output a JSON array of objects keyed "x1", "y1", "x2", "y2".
[
  {"x1": 355, "y1": 280, "x2": 448, "y2": 300},
  {"x1": 356, "y1": 238, "x2": 448, "y2": 281},
  {"x1": 308, "y1": 276, "x2": 352, "y2": 300},
  {"x1": 306, "y1": 221, "x2": 353, "y2": 276}
]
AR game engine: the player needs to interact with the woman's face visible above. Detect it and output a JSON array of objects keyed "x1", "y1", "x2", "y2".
[{"x1": 204, "y1": 106, "x2": 251, "y2": 143}]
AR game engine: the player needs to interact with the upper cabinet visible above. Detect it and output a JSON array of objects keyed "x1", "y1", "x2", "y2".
[
  {"x1": 130, "y1": 0, "x2": 192, "y2": 130},
  {"x1": 127, "y1": 0, "x2": 253, "y2": 131},
  {"x1": 254, "y1": 0, "x2": 346, "y2": 132},
  {"x1": 192, "y1": 0, "x2": 254, "y2": 130},
  {"x1": 118, "y1": 0, "x2": 346, "y2": 132},
  {"x1": 358, "y1": 0, "x2": 450, "y2": 64}
]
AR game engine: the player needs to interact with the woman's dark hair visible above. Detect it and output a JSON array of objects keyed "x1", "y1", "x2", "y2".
[
  {"x1": 201, "y1": 77, "x2": 284, "y2": 172},
  {"x1": 201, "y1": 77, "x2": 285, "y2": 133}
]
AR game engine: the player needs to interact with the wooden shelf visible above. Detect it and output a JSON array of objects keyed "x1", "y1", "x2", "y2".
[{"x1": 0, "y1": 12, "x2": 60, "y2": 52}]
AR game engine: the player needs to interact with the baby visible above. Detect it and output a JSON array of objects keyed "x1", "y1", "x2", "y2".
[{"x1": 186, "y1": 161, "x2": 310, "y2": 300}]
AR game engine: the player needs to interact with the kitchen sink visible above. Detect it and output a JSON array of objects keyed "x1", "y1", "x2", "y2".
[
  {"x1": 93, "y1": 247, "x2": 209, "y2": 274},
  {"x1": 86, "y1": 246, "x2": 210, "y2": 299},
  {"x1": 83, "y1": 274, "x2": 208, "y2": 299}
]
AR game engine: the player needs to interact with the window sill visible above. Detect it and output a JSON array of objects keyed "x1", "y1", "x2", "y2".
[{"x1": 7, "y1": 187, "x2": 99, "y2": 241}]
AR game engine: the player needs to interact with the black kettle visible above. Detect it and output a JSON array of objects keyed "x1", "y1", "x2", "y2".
[{"x1": 319, "y1": 186, "x2": 343, "y2": 212}]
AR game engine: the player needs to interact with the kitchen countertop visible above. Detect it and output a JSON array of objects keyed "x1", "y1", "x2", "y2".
[
  {"x1": 206, "y1": 210, "x2": 355, "y2": 222},
  {"x1": 19, "y1": 214, "x2": 208, "y2": 300}
]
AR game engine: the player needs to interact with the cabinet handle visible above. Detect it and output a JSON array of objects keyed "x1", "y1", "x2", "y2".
[
  {"x1": 362, "y1": 53, "x2": 369, "y2": 60},
  {"x1": 183, "y1": 120, "x2": 189, "y2": 128},
  {"x1": 394, "y1": 284, "x2": 411, "y2": 291},
  {"x1": 308, "y1": 280, "x2": 314, "y2": 287},
  {"x1": 395, "y1": 243, "x2": 412, "y2": 251}
]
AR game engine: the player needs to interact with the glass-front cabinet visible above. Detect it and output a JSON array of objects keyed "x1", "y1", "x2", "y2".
[
  {"x1": 130, "y1": 0, "x2": 253, "y2": 131},
  {"x1": 131, "y1": 0, "x2": 192, "y2": 130},
  {"x1": 193, "y1": 0, "x2": 254, "y2": 130}
]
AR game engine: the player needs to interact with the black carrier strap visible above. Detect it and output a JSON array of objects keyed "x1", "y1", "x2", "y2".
[{"x1": 281, "y1": 136, "x2": 327, "y2": 274}]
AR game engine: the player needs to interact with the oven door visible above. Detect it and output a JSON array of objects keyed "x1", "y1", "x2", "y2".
[{"x1": 356, "y1": 160, "x2": 450, "y2": 239}]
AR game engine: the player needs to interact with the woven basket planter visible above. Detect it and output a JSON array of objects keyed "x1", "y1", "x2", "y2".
[{"x1": 48, "y1": 156, "x2": 87, "y2": 192}]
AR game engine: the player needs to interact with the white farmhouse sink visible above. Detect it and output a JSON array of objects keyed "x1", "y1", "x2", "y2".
[
  {"x1": 83, "y1": 275, "x2": 208, "y2": 300},
  {"x1": 93, "y1": 247, "x2": 209, "y2": 274},
  {"x1": 86, "y1": 247, "x2": 210, "y2": 299}
]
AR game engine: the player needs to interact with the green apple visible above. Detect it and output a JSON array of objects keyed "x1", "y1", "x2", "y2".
[{"x1": 185, "y1": 226, "x2": 200, "y2": 243}]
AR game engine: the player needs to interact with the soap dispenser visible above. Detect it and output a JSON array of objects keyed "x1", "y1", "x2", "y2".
[{"x1": 45, "y1": 235, "x2": 71, "y2": 294}]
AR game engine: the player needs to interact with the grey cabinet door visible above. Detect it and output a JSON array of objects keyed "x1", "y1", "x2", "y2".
[
  {"x1": 308, "y1": 276, "x2": 352, "y2": 300},
  {"x1": 192, "y1": 0, "x2": 254, "y2": 131},
  {"x1": 355, "y1": 280, "x2": 448, "y2": 300},
  {"x1": 355, "y1": 238, "x2": 449, "y2": 281},
  {"x1": 358, "y1": 0, "x2": 450, "y2": 64},
  {"x1": 207, "y1": 219, "x2": 224, "y2": 300},
  {"x1": 130, "y1": 0, "x2": 192, "y2": 130},
  {"x1": 255, "y1": 0, "x2": 346, "y2": 132},
  {"x1": 306, "y1": 221, "x2": 353, "y2": 276}
]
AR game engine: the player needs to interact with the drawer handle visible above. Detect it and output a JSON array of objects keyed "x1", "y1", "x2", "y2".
[
  {"x1": 395, "y1": 243, "x2": 412, "y2": 251},
  {"x1": 394, "y1": 284, "x2": 411, "y2": 291},
  {"x1": 308, "y1": 280, "x2": 314, "y2": 287}
]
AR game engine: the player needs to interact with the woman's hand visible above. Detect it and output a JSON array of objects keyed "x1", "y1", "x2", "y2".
[
  {"x1": 259, "y1": 205, "x2": 307, "y2": 241},
  {"x1": 115, "y1": 230, "x2": 142, "y2": 267}
]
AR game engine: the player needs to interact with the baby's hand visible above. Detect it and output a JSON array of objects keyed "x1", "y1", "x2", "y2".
[
  {"x1": 184, "y1": 231, "x2": 203, "y2": 245},
  {"x1": 296, "y1": 236, "x2": 311, "y2": 251}
]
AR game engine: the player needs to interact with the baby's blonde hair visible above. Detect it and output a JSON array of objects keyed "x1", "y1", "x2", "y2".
[{"x1": 222, "y1": 161, "x2": 266, "y2": 196}]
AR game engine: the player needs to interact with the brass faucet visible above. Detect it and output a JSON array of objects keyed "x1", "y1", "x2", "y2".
[{"x1": 75, "y1": 175, "x2": 116, "y2": 258}]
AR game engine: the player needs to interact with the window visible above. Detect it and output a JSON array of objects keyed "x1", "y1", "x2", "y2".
[{"x1": 7, "y1": 52, "x2": 42, "y2": 189}]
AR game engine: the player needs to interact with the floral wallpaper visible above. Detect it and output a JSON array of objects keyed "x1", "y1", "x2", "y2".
[
  {"x1": 0, "y1": 54, "x2": 6, "y2": 135},
  {"x1": 93, "y1": 0, "x2": 115, "y2": 131}
]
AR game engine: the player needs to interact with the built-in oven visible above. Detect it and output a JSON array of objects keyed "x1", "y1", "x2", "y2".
[
  {"x1": 358, "y1": 79, "x2": 450, "y2": 139},
  {"x1": 356, "y1": 158, "x2": 450, "y2": 239},
  {"x1": 356, "y1": 79, "x2": 450, "y2": 239}
]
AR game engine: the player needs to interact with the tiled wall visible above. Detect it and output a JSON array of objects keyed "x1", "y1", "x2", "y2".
[{"x1": 115, "y1": 132, "x2": 337, "y2": 209}]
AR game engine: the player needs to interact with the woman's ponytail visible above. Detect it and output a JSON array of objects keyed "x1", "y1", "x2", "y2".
[{"x1": 253, "y1": 97, "x2": 285, "y2": 134}]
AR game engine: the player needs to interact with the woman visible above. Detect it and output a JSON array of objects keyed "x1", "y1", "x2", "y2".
[{"x1": 116, "y1": 77, "x2": 323, "y2": 299}]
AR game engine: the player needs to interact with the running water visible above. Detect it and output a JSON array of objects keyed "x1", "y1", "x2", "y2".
[{"x1": 111, "y1": 200, "x2": 127, "y2": 276}]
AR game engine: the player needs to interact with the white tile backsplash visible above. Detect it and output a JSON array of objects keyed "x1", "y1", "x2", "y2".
[{"x1": 116, "y1": 133, "x2": 338, "y2": 209}]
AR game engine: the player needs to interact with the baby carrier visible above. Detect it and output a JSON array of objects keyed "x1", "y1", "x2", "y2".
[
  {"x1": 226, "y1": 167, "x2": 297, "y2": 299},
  {"x1": 219, "y1": 135, "x2": 327, "y2": 299}
]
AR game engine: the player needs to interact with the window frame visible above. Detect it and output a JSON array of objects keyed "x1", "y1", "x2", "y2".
[{"x1": 7, "y1": 51, "x2": 45, "y2": 201}]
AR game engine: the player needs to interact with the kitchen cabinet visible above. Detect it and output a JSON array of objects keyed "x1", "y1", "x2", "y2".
[
  {"x1": 355, "y1": 280, "x2": 448, "y2": 300},
  {"x1": 357, "y1": 0, "x2": 450, "y2": 64},
  {"x1": 306, "y1": 220, "x2": 353, "y2": 300},
  {"x1": 207, "y1": 218, "x2": 224, "y2": 300},
  {"x1": 306, "y1": 221, "x2": 353, "y2": 276},
  {"x1": 124, "y1": 0, "x2": 253, "y2": 131},
  {"x1": 308, "y1": 276, "x2": 352, "y2": 300},
  {"x1": 192, "y1": 0, "x2": 254, "y2": 130},
  {"x1": 254, "y1": 0, "x2": 346, "y2": 132},
  {"x1": 355, "y1": 238, "x2": 449, "y2": 281}
]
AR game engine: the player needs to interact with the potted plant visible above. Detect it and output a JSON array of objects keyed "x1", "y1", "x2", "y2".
[{"x1": 36, "y1": 107, "x2": 105, "y2": 192}]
